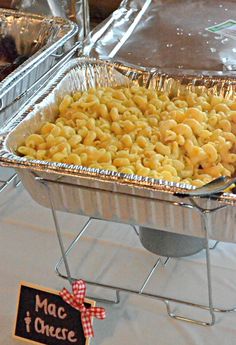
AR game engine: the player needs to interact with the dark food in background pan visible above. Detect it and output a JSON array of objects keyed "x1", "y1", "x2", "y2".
[
  {"x1": 0, "y1": 35, "x2": 18, "y2": 62},
  {"x1": 231, "y1": 186, "x2": 236, "y2": 194},
  {"x1": 89, "y1": 0, "x2": 122, "y2": 27},
  {"x1": 0, "y1": 35, "x2": 28, "y2": 81}
]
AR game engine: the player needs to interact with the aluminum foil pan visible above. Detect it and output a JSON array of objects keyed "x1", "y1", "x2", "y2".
[
  {"x1": 85, "y1": 0, "x2": 236, "y2": 72},
  {"x1": 0, "y1": 8, "x2": 78, "y2": 114},
  {"x1": 16, "y1": 0, "x2": 89, "y2": 39},
  {"x1": 1, "y1": 57, "x2": 236, "y2": 243},
  {"x1": 0, "y1": 40, "x2": 81, "y2": 133}
]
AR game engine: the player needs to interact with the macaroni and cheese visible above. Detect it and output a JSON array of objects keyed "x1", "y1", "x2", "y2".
[{"x1": 17, "y1": 85, "x2": 236, "y2": 187}]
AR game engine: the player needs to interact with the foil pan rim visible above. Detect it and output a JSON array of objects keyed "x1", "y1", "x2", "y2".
[
  {"x1": 105, "y1": 57, "x2": 236, "y2": 79},
  {"x1": 1, "y1": 150, "x2": 235, "y2": 205},
  {"x1": 0, "y1": 8, "x2": 78, "y2": 99},
  {"x1": 1, "y1": 57, "x2": 236, "y2": 206}
]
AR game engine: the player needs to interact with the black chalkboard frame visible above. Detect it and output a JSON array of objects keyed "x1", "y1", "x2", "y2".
[{"x1": 13, "y1": 281, "x2": 95, "y2": 345}]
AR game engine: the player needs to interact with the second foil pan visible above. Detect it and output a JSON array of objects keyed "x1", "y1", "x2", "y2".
[{"x1": 0, "y1": 8, "x2": 78, "y2": 114}]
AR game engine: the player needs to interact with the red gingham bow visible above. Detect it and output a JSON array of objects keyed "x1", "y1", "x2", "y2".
[{"x1": 59, "y1": 280, "x2": 106, "y2": 338}]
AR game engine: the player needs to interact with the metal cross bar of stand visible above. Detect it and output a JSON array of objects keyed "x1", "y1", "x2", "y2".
[
  {"x1": 0, "y1": 171, "x2": 21, "y2": 194},
  {"x1": 37, "y1": 176, "x2": 236, "y2": 327}
]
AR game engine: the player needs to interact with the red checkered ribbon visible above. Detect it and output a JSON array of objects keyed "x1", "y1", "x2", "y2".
[{"x1": 59, "y1": 280, "x2": 106, "y2": 338}]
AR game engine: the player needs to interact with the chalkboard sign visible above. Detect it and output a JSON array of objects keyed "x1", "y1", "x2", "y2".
[{"x1": 13, "y1": 282, "x2": 95, "y2": 345}]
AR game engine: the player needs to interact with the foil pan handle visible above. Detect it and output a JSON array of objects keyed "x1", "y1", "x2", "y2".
[{"x1": 175, "y1": 176, "x2": 236, "y2": 198}]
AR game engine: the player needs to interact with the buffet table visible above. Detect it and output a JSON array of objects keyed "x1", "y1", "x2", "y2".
[{"x1": 1, "y1": 182, "x2": 236, "y2": 345}]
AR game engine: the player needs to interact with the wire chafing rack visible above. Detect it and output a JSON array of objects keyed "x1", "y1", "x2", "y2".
[{"x1": 32, "y1": 173, "x2": 236, "y2": 327}]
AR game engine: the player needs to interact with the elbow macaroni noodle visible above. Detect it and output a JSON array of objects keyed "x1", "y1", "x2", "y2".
[{"x1": 17, "y1": 85, "x2": 236, "y2": 187}]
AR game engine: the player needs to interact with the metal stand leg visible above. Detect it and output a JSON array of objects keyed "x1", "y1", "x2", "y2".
[
  {"x1": 53, "y1": 215, "x2": 121, "y2": 303},
  {"x1": 139, "y1": 257, "x2": 169, "y2": 294},
  {"x1": 131, "y1": 225, "x2": 139, "y2": 236},
  {"x1": 42, "y1": 182, "x2": 73, "y2": 287},
  {"x1": 87, "y1": 289, "x2": 121, "y2": 305},
  {"x1": 203, "y1": 212, "x2": 215, "y2": 325},
  {"x1": 210, "y1": 241, "x2": 219, "y2": 250},
  {"x1": 0, "y1": 172, "x2": 18, "y2": 193},
  {"x1": 164, "y1": 210, "x2": 215, "y2": 326},
  {"x1": 55, "y1": 217, "x2": 93, "y2": 279},
  {"x1": 14, "y1": 178, "x2": 21, "y2": 188}
]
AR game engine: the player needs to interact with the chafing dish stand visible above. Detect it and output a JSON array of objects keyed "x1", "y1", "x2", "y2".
[{"x1": 34, "y1": 173, "x2": 236, "y2": 327}]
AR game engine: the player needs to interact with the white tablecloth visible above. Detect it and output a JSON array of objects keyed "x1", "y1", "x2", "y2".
[{"x1": 1, "y1": 173, "x2": 236, "y2": 344}]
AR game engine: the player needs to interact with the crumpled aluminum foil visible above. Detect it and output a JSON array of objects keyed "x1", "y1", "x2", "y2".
[{"x1": 85, "y1": 0, "x2": 236, "y2": 72}]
